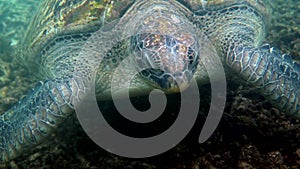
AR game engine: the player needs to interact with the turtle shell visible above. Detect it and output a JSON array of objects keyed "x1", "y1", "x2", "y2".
[
  {"x1": 20, "y1": 0, "x2": 272, "y2": 65},
  {"x1": 23, "y1": 0, "x2": 271, "y2": 52},
  {"x1": 180, "y1": 0, "x2": 270, "y2": 12},
  {"x1": 180, "y1": 0, "x2": 271, "y2": 26},
  {"x1": 21, "y1": 0, "x2": 135, "y2": 57}
]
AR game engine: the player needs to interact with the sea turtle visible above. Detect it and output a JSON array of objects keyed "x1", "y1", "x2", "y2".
[{"x1": 0, "y1": 0, "x2": 299, "y2": 162}]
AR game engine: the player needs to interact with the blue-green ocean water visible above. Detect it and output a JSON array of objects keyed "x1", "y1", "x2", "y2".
[{"x1": 0, "y1": 0, "x2": 41, "y2": 47}]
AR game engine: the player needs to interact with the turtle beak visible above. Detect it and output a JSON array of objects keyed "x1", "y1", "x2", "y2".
[
  {"x1": 140, "y1": 68, "x2": 193, "y2": 93},
  {"x1": 161, "y1": 72, "x2": 193, "y2": 93}
]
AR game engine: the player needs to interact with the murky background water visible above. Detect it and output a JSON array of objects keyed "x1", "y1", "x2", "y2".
[
  {"x1": 0, "y1": 0, "x2": 40, "y2": 46},
  {"x1": 0, "y1": 0, "x2": 299, "y2": 168}
]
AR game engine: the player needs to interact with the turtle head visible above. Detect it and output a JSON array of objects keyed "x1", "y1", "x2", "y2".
[{"x1": 129, "y1": 5, "x2": 199, "y2": 93}]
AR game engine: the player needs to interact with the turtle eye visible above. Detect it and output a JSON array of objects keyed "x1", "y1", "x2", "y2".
[
  {"x1": 188, "y1": 47, "x2": 195, "y2": 64},
  {"x1": 187, "y1": 46, "x2": 198, "y2": 73}
]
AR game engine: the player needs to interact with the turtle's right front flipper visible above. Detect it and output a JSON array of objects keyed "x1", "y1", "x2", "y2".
[
  {"x1": 0, "y1": 20, "x2": 120, "y2": 161},
  {"x1": 0, "y1": 76, "x2": 86, "y2": 161},
  {"x1": 227, "y1": 44, "x2": 300, "y2": 116},
  {"x1": 0, "y1": 33, "x2": 96, "y2": 162}
]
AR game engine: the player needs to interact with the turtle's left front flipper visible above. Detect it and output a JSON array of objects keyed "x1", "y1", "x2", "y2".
[{"x1": 227, "y1": 44, "x2": 300, "y2": 116}]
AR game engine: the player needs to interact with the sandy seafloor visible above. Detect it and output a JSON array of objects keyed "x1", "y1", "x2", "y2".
[{"x1": 0, "y1": 0, "x2": 300, "y2": 168}]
